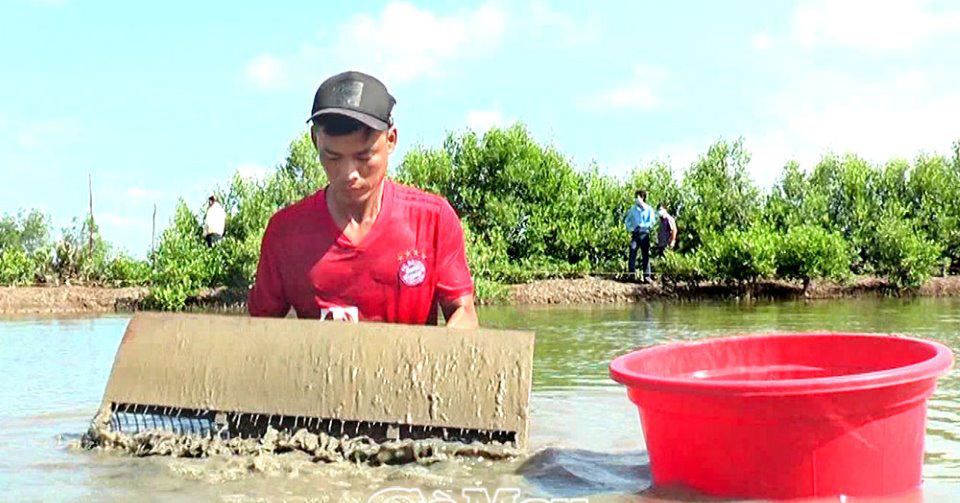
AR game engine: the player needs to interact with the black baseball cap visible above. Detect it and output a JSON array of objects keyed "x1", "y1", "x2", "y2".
[{"x1": 307, "y1": 71, "x2": 396, "y2": 131}]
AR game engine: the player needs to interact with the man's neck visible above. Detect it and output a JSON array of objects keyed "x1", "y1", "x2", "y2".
[{"x1": 327, "y1": 179, "x2": 387, "y2": 228}]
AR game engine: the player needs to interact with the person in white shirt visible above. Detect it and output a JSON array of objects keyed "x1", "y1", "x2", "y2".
[{"x1": 203, "y1": 195, "x2": 226, "y2": 247}]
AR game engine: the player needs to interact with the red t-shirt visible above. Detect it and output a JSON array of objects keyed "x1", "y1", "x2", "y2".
[{"x1": 247, "y1": 179, "x2": 474, "y2": 324}]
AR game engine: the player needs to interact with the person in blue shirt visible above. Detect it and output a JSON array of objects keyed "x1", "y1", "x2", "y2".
[{"x1": 624, "y1": 189, "x2": 656, "y2": 282}]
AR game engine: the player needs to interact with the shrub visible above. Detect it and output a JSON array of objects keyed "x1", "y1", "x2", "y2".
[
  {"x1": 657, "y1": 249, "x2": 705, "y2": 287},
  {"x1": 144, "y1": 278, "x2": 198, "y2": 312},
  {"x1": 473, "y1": 278, "x2": 509, "y2": 304},
  {"x1": 29, "y1": 247, "x2": 54, "y2": 284},
  {"x1": 906, "y1": 154, "x2": 960, "y2": 269},
  {"x1": 0, "y1": 209, "x2": 50, "y2": 254},
  {"x1": 764, "y1": 161, "x2": 833, "y2": 232},
  {"x1": 145, "y1": 201, "x2": 219, "y2": 310},
  {"x1": 396, "y1": 124, "x2": 626, "y2": 285},
  {"x1": 699, "y1": 226, "x2": 777, "y2": 289},
  {"x1": 871, "y1": 216, "x2": 941, "y2": 289},
  {"x1": 52, "y1": 217, "x2": 113, "y2": 284},
  {"x1": 775, "y1": 225, "x2": 852, "y2": 290},
  {"x1": 805, "y1": 155, "x2": 881, "y2": 271},
  {"x1": 677, "y1": 139, "x2": 761, "y2": 252},
  {"x1": 0, "y1": 210, "x2": 54, "y2": 286},
  {"x1": 0, "y1": 248, "x2": 35, "y2": 285},
  {"x1": 7, "y1": 126, "x2": 960, "y2": 305},
  {"x1": 105, "y1": 254, "x2": 152, "y2": 287}
]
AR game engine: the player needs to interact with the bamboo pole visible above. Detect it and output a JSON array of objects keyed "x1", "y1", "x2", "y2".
[
  {"x1": 151, "y1": 204, "x2": 157, "y2": 257},
  {"x1": 88, "y1": 173, "x2": 94, "y2": 261}
]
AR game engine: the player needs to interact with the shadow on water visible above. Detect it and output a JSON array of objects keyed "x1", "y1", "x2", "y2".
[
  {"x1": 517, "y1": 448, "x2": 652, "y2": 498},
  {"x1": 516, "y1": 448, "x2": 931, "y2": 503}
]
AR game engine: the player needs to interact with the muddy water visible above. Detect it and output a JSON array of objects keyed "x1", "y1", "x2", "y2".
[{"x1": 0, "y1": 298, "x2": 958, "y2": 502}]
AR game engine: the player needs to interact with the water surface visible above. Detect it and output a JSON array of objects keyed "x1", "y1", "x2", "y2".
[{"x1": 0, "y1": 298, "x2": 957, "y2": 502}]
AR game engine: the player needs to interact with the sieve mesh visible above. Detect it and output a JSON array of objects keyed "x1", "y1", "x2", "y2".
[{"x1": 108, "y1": 402, "x2": 516, "y2": 444}]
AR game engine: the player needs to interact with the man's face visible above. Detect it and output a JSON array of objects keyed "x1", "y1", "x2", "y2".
[{"x1": 313, "y1": 124, "x2": 397, "y2": 206}]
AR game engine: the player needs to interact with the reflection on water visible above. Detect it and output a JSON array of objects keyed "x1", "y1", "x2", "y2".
[{"x1": 0, "y1": 298, "x2": 957, "y2": 502}]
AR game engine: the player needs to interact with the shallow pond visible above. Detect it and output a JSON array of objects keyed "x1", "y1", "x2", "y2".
[{"x1": 0, "y1": 298, "x2": 957, "y2": 502}]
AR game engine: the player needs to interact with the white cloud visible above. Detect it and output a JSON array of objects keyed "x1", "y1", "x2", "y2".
[
  {"x1": 583, "y1": 65, "x2": 666, "y2": 111},
  {"x1": 600, "y1": 142, "x2": 704, "y2": 180},
  {"x1": 605, "y1": 87, "x2": 658, "y2": 110},
  {"x1": 792, "y1": 0, "x2": 960, "y2": 49},
  {"x1": 16, "y1": 133, "x2": 42, "y2": 149},
  {"x1": 334, "y1": 2, "x2": 506, "y2": 85},
  {"x1": 602, "y1": 160, "x2": 636, "y2": 178},
  {"x1": 751, "y1": 32, "x2": 773, "y2": 51},
  {"x1": 125, "y1": 186, "x2": 164, "y2": 201},
  {"x1": 629, "y1": 141, "x2": 704, "y2": 176},
  {"x1": 746, "y1": 69, "x2": 960, "y2": 187},
  {"x1": 528, "y1": 0, "x2": 601, "y2": 46},
  {"x1": 15, "y1": 118, "x2": 80, "y2": 150},
  {"x1": 235, "y1": 162, "x2": 269, "y2": 181},
  {"x1": 790, "y1": 94, "x2": 959, "y2": 159},
  {"x1": 466, "y1": 109, "x2": 506, "y2": 133},
  {"x1": 744, "y1": 133, "x2": 813, "y2": 188},
  {"x1": 242, "y1": 3, "x2": 507, "y2": 92},
  {"x1": 99, "y1": 212, "x2": 150, "y2": 230},
  {"x1": 245, "y1": 54, "x2": 287, "y2": 90},
  {"x1": 650, "y1": 143, "x2": 702, "y2": 172},
  {"x1": 894, "y1": 70, "x2": 927, "y2": 91}
]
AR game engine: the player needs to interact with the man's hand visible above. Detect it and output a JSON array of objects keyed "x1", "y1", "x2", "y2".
[{"x1": 440, "y1": 294, "x2": 479, "y2": 329}]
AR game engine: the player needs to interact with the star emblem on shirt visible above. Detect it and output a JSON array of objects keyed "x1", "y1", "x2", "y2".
[{"x1": 397, "y1": 249, "x2": 426, "y2": 261}]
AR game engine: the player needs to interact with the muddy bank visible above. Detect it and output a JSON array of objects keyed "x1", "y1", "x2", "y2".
[
  {"x1": 507, "y1": 275, "x2": 960, "y2": 304},
  {"x1": 2, "y1": 276, "x2": 960, "y2": 315},
  {"x1": 0, "y1": 285, "x2": 146, "y2": 315}
]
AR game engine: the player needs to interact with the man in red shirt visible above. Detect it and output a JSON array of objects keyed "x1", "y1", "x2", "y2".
[{"x1": 248, "y1": 71, "x2": 478, "y2": 328}]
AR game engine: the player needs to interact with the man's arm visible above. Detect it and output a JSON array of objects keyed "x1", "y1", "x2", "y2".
[
  {"x1": 435, "y1": 200, "x2": 479, "y2": 328},
  {"x1": 248, "y1": 223, "x2": 291, "y2": 317},
  {"x1": 669, "y1": 216, "x2": 678, "y2": 247},
  {"x1": 440, "y1": 294, "x2": 478, "y2": 329}
]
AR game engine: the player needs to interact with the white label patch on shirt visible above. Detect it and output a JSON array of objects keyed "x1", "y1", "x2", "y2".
[{"x1": 320, "y1": 306, "x2": 359, "y2": 322}]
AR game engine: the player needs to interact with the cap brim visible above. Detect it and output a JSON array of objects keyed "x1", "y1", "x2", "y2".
[{"x1": 306, "y1": 108, "x2": 390, "y2": 131}]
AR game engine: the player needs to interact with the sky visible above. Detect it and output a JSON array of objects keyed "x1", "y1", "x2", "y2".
[{"x1": 2, "y1": 0, "x2": 959, "y2": 257}]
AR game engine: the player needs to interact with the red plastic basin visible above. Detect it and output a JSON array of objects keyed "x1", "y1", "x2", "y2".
[{"x1": 609, "y1": 332, "x2": 954, "y2": 500}]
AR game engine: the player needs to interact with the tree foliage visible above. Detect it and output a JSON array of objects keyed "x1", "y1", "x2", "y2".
[
  {"x1": 699, "y1": 226, "x2": 777, "y2": 289},
  {"x1": 3, "y1": 125, "x2": 959, "y2": 304},
  {"x1": 775, "y1": 225, "x2": 852, "y2": 290},
  {"x1": 0, "y1": 209, "x2": 50, "y2": 254},
  {"x1": 677, "y1": 139, "x2": 760, "y2": 251}
]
